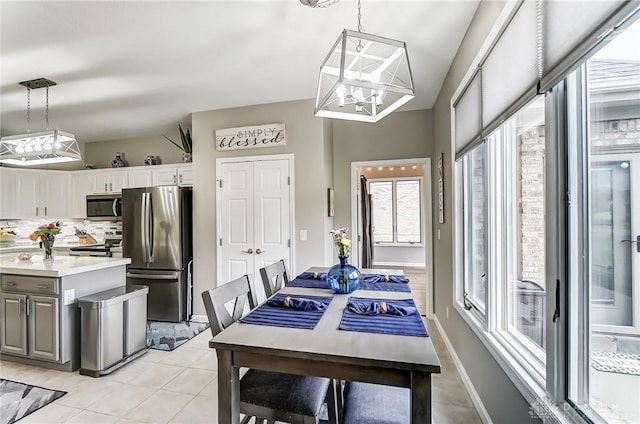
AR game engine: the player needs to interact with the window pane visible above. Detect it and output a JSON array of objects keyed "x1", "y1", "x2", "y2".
[
  {"x1": 466, "y1": 144, "x2": 487, "y2": 313},
  {"x1": 396, "y1": 180, "x2": 421, "y2": 243},
  {"x1": 569, "y1": 17, "x2": 640, "y2": 424},
  {"x1": 370, "y1": 181, "x2": 393, "y2": 243},
  {"x1": 504, "y1": 96, "x2": 547, "y2": 359}
]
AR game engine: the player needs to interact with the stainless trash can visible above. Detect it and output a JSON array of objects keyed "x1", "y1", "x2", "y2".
[{"x1": 78, "y1": 284, "x2": 149, "y2": 377}]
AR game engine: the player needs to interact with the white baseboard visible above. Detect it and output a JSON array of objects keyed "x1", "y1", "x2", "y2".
[
  {"x1": 190, "y1": 314, "x2": 208, "y2": 323},
  {"x1": 434, "y1": 316, "x2": 493, "y2": 424},
  {"x1": 372, "y1": 261, "x2": 426, "y2": 268}
]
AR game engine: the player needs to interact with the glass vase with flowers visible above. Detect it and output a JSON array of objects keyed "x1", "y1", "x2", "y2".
[
  {"x1": 327, "y1": 228, "x2": 361, "y2": 294},
  {"x1": 30, "y1": 221, "x2": 61, "y2": 262}
]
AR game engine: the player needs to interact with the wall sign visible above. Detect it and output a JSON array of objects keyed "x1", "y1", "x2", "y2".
[{"x1": 215, "y1": 123, "x2": 286, "y2": 151}]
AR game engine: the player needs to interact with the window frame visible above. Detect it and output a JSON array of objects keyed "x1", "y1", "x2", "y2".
[
  {"x1": 458, "y1": 143, "x2": 489, "y2": 320},
  {"x1": 368, "y1": 176, "x2": 424, "y2": 246}
]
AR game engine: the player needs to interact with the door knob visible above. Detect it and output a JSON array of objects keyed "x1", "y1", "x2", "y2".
[
  {"x1": 255, "y1": 248, "x2": 264, "y2": 254},
  {"x1": 242, "y1": 248, "x2": 254, "y2": 254}
]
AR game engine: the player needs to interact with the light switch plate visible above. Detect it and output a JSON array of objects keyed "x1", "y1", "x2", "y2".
[
  {"x1": 300, "y1": 230, "x2": 307, "y2": 241},
  {"x1": 63, "y1": 289, "x2": 75, "y2": 306}
]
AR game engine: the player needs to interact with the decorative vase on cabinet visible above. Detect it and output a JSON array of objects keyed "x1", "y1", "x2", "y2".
[{"x1": 111, "y1": 152, "x2": 127, "y2": 168}]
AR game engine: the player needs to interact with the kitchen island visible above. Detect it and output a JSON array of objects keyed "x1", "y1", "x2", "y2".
[{"x1": 0, "y1": 254, "x2": 131, "y2": 371}]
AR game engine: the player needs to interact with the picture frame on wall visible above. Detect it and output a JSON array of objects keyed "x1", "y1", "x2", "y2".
[
  {"x1": 328, "y1": 188, "x2": 335, "y2": 217},
  {"x1": 438, "y1": 153, "x2": 445, "y2": 224}
]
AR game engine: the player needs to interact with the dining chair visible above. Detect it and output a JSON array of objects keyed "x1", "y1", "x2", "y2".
[
  {"x1": 259, "y1": 259, "x2": 290, "y2": 298},
  {"x1": 202, "y1": 274, "x2": 338, "y2": 424},
  {"x1": 341, "y1": 381, "x2": 410, "y2": 424}
]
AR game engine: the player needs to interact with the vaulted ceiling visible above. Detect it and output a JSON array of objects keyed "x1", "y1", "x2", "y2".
[{"x1": 0, "y1": 1, "x2": 479, "y2": 143}]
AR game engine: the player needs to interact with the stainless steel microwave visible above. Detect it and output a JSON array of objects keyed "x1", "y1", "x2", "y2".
[{"x1": 86, "y1": 194, "x2": 122, "y2": 220}]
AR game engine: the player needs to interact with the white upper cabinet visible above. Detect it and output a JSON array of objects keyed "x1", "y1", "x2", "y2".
[
  {"x1": 90, "y1": 170, "x2": 128, "y2": 194},
  {"x1": 152, "y1": 165, "x2": 193, "y2": 187},
  {"x1": 177, "y1": 166, "x2": 193, "y2": 186},
  {"x1": 152, "y1": 168, "x2": 179, "y2": 186},
  {"x1": 0, "y1": 163, "x2": 192, "y2": 220},
  {"x1": 127, "y1": 169, "x2": 153, "y2": 188},
  {"x1": 3, "y1": 169, "x2": 67, "y2": 219},
  {"x1": 39, "y1": 173, "x2": 68, "y2": 218},
  {"x1": 0, "y1": 168, "x2": 17, "y2": 219},
  {"x1": 68, "y1": 172, "x2": 91, "y2": 219}
]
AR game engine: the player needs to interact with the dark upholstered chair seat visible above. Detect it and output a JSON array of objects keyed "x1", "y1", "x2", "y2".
[
  {"x1": 343, "y1": 382, "x2": 410, "y2": 424},
  {"x1": 241, "y1": 369, "x2": 330, "y2": 417}
]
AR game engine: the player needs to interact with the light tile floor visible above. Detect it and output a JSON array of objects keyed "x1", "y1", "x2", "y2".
[{"x1": 0, "y1": 321, "x2": 481, "y2": 424}]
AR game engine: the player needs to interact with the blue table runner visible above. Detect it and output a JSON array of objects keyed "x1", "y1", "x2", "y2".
[
  {"x1": 339, "y1": 297, "x2": 429, "y2": 337},
  {"x1": 240, "y1": 293, "x2": 333, "y2": 330},
  {"x1": 359, "y1": 281, "x2": 411, "y2": 293},
  {"x1": 287, "y1": 278, "x2": 328, "y2": 289},
  {"x1": 287, "y1": 274, "x2": 411, "y2": 293}
]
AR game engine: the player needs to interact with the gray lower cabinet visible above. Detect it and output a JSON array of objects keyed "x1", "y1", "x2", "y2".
[
  {"x1": 0, "y1": 277, "x2": 61, "y2": 363},
  {"x1": 0, "y1": 292, "x2": 28, "y2": 356},
  {"x1": 28, "y1": 295, "x2": 60, "y2": 361}
]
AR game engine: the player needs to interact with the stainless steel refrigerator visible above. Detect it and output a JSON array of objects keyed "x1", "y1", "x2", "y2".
[{"x1": 122, "y1": 186, "x2": 193, "y2": 322}]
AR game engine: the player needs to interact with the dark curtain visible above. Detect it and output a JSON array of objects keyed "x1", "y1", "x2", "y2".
[{"x1": 360, "y1": 175, "x2": 373, "y2": 268}]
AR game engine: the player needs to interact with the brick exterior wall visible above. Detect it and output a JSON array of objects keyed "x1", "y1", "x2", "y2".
[
  {"x1": 517, "y1": 118, "x2": 640, "y2": 291},
  {"x1": 591, "y1": 118, "x2": 640, "y2": 149},
  {"x1": 519, "y1": 126, "x2": 546, "y2": 289}
]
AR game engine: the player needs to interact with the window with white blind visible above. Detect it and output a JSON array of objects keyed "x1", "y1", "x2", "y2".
[{"x1": 451, "y1": 1, "x2": 639, "y2": 422}]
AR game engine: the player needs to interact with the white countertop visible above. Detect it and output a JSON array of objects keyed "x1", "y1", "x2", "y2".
[
  {"x1": 0, "y1": 254, "x2": 131, "y2": 277},
  {"x1": 0, "y1": 242, "x2": 121, "y2": 254}
]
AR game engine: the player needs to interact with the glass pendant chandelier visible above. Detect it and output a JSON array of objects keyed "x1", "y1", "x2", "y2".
[
  {"x1": 0, "y1": 78, "x2": 81, "y2": 166},
  {"x1": 314, "y1": 0, "x2": 415, "y2": 123}
]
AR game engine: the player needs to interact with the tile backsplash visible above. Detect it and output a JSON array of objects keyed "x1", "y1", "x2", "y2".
[{"x1": 0, "y1": 219, "x2": 122, "y2": 245}]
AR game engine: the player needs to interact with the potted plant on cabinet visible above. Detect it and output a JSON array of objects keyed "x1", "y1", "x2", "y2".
[{"x1": 163, "y1": 125, "x2": 192, "y2": 163}]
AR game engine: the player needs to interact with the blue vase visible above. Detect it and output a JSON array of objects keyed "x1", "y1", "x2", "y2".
[{"x1": 327, "y1": 256, "x2": 361, "y2": 294}]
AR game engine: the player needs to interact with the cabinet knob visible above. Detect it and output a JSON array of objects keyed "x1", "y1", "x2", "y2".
[
  {"x1": 105, "y1": 183, "x2": 108, "y2": 192},
  {"x1": 110, "y1": 182, "x2": 113, "y2": 191},
  {"x1": 45, "y1": 207, "x2": 47, "y2": 216}
]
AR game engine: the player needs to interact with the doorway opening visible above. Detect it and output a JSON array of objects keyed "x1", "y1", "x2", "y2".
[{"x1": 350, "y1": 158, "x2": 433, "y2": 317}]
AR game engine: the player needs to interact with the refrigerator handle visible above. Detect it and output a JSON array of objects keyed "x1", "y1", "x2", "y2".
[
  {"x1": 187, "y1": 260, "x2": 193, "y2": 319},
  {"x1": 112, "y1": 198, "x2": 118, "y2": 217},
  {"x1": 140, "y1": 193, "x2": 148, "y2": 262},
  {"x1": 148, "y1": 192, "x2": 154, "y2": 262}
]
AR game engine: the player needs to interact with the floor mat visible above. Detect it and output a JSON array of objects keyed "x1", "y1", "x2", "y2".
[
  {"x1": 0, "y1": 379, "x2": 66, "y2": 424},
  {"x1": 147, "y1": 320, "x2": 210, "y2": 351},
  {"x1": 591, "y1": 351, "x2": 640, "y2": 376}
]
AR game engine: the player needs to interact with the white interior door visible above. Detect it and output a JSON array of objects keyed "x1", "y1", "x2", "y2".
[{"x1": 219, "y1": 158, "x2": 291, "y2": 303}]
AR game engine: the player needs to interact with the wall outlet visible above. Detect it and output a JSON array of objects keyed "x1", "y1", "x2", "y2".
[
  {"x1": 446, "y1": 306, "x2": 449, "y2": 320},
  {"x1": 64, "y1": 289, "x2": 75, "y2": 306},
  {"x1": 300, "y1": 230, "x2": 307, "y2": 241}
]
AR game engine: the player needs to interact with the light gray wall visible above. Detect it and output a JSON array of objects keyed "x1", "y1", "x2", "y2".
[
  {"x1": 191, "y1": 99, "x2": 333, "y2": 316},
  {"x1": 332, "y1": 109, "x2": 433, "y2": 237},
  {"x1": 373, "y1": 245, "x2": 425, "y2": 267},
  {"x1": 431, "y1": 1, "x2": 539, "y2": 422},
  {"x1": 84, "y1": 131, "x2": 185, "y2": 169}
]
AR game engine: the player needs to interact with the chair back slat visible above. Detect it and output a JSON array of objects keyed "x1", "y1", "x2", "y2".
[
  {"x1": 202, "y1": 274, "x2": 257, "y2": 337},
  {"x1": 259, "y1": 259, "x2": 290, "y2": 298}
]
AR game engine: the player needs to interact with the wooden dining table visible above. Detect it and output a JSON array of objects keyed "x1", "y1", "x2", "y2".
[{"x1": 209, "y1": 267, "x2": 441, "y2": 423}]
